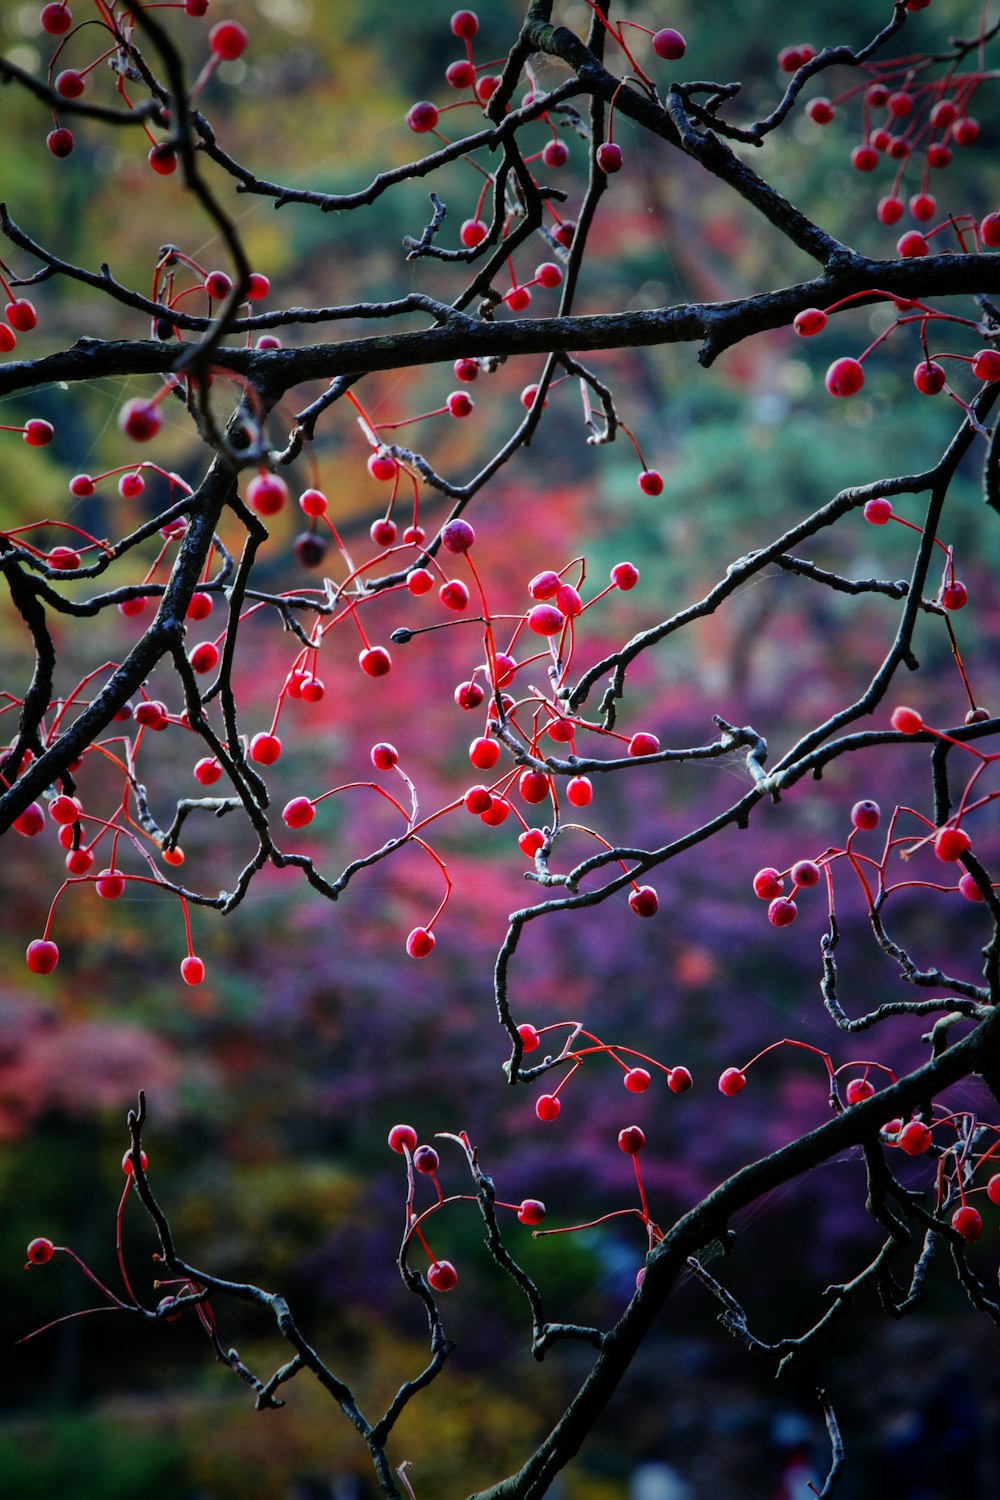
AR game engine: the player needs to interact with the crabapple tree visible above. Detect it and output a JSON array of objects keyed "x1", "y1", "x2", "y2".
[{"x1": 5, "y1": 1, "x2": 1000, "y2": 1495}]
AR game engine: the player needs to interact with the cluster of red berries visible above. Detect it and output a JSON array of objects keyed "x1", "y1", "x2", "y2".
[{"x1": 517, "y1": 1020, "x2": 692, "y2": 1125}]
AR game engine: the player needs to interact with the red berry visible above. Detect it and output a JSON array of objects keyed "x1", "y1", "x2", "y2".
[
  {"x1": 96, "y1": 868, "x2": 125, "y2": 900},
  {"x1": 638, "y1": 469, "x2": 663, "y2": 496},
  {"x1": 454, "y1": 357, "x2": 479, "y2": 382},
  {"x1": 439, "y1": 579, "x2": 469, "y2": 611},
  {"x1": 898, "y1": 1119, "x2": 932, "y2": 1155},
  {"x1": 535, "y1": 261, "x2": 563, "y2": 289},
  {"x1": 668, "y1": 1066, "x2": 693, "y2": 1094},
  {"x1": 247, "y1": 273, "x2": 270, "y2": 300},
  {"x1": 851, "y1": 799, "x2": 880, "y2": 831},
  {"x1": 566, "y1": 775, "x2": 592, "y2": 808},
  {"x1": 134, "y1": 700, "x2": 168, "y2": 730},
  {"x1": 505, "y1": 287, "x2": 531, "y2": 313},
  {"x1": 877, "y1": 196, "x2": 904, "y2": 226},
  {"x1": 370, "y1": 517, "x2": 398, "y2": 547},
  {"x1": 519, "y1": 770, "x2": 550, "y2": 805},
  {"x1": 981, "y1": 213, "x2": 1000, "y2": 248},
  {"x1": 793, "y1": 307, "x2": 827, "y2": 336},
  {"x1": 3, "y1": 299, "x2": 36, "y2": 335},
  {"x1": 41, "y1": 3, "x2": 73, "y2": 33},
  {"x1": 825, "y1": 358, "x2": 864, "y2": 397},
  {"x1": 806, "y1": 98, "x2": 835, "y2": 125},
  {"x1": 371, "y1": 743, "x2": 399, "y2": 771},
  {"x1": 23, "y1": 419, "x2": 53, "y2": 447},
  {"x1": 791, "y1": 859, "x2": 821, "y2": 888},
  {"x1": 148, "y1": 143, "x2": 177, "y2": 175},
  {"x1": 535, "y1": 1094, "x2": 561, "y2": 1122},
  {"x1": 596, "y1": 142, "x2": 623, "y2": 173},
  {"x1": 528, "y1": 569, "x2": 561, "y2": 600},
  {"x1": 553, "y1": 221, "x2": 575, "y2": 248},
  {"x1": 427, "y1": 1260, "x2": 458, "y2": 1292},
  {"x1": 413, "y1": 1145, "x2": 440, "y2": 1173},
  {"x1": 517, "y1": 1199, "x2": 546, "y2": 1225},
  {"x1": 121, "y1": 1148, "x2": 149, "y2": 1175},
  {"x1": 26, "y1": 939, "x2": 59, "y2": 974},
  {"x1": 119, "y1": 398, "x2": 163, "y2": 441},
  {"x1": 752, "y1": 867, "x2": 783, "y2": 899},
  {"x1": 767, "y1": 897, "x2": 797, "y2": 927},
  {"x1": 249, "y1": 732, "x2": 282, "y2": 765},
  {"x1": 186, "y1": 592, "x2": 213, "y2": 621},
  {"x1": 460, "y1": 218, "x2": 488, "y2": 248},
  {"x1": 909, "y1": 193, "x2": 936, "y2": 223},
  {"x1": 628, "y1": 732, "x2": 660, "y2": 757},
  {"x1": 14, "y1": 803, "x2": 45, "y2": 837},
  {"x1": 519, "y1": 829, "x2": 545, "y2": 858},
  {"x1": 624, "y1": 1068, "x2": 651, "y2": 1093},
  {"x1": 282, "y1": 796, "x2": 315, "y2": 829},
  {"x1": 48, "y1": 545, "x2": 81, "y2": 570},
  {"x1": 935, "y1": 826, "x2": 971, "y2": 862},
  {"x1": 718, "y1": 1067, "x2": 746, "y2": 1096},
  {"x1": 942, "y1": 580, "x2": 968, "y2": 611},
  {"x1": 958, "y1": 872, "x2": 985, "y2": 902},
  {"x1": 49, "y1": 794, "x2": 80, "y2": 825},
  {"x1": 618, "y1": 1125, "x2": 645, "y2": 1154},
  {"x1": 548, "y1": 718, "x2": 575, "y2": 743},
  {"x1": 464, "y1": 785, "x2": 492, "y2": 815},
  {"x1": 527, "y1": 603, "x2": 564, "y2": 636},
  {"x1": 55, "y1": 69, "x2": 85, "y2": 99},
  {"x1": 652, "y1": 28, "x2": 686, "y2": 60},
  {"x1": 247, "y1": 472, "x2": 288, "y2": 515},
  {"x1": 25, "y1": 1236, "x2": 55, "y2": 1265},
  {"x1": 407, "y1": 568, "x2": 432, "y2": 598},
  {"x1": 455, "y1": 679, "x2": 485, "y2": 710},
  {"x1": 388, "y1": 1124, "x2": 418, "y2": 1153},
  {"x1": 987, "y1": 1174, "x2": 1000, "y2": 1206},
  {"x1": 446, "y1": 391, "x2": 474, "y2": 418},
  {"x1": 952, "y1": 1205, "x2": 983, "y2": 1242},
  {"x1": 914, "y1": 360, "x2": 946, "y2": 396},
  {"x1": 971, "y1": 349, "x2": 1000, "y2": 382},
  {"x1": 180, "y1": 955, "x2": 205, "y2": 985},
  {"x1": 845, "y1": 1077, "x2": 875, "y2": 1104},
  {"x1": 118, "y1": 471, "x2": 144, "y2": 499},
  {"x1": 446, "y1": 59, "x2": 476, "y2": 89},
  {"x1": 442, "y1": 518, "x2": 475, "y2": 552},
  {"x1": 359, "y1": 646, "x2": 392, "y2": 678},
  {"x1": 518, "y1": 1023, "x2": 541, "y2": 1052},
  {"x1": 897, "y1": 230, "x2": 929, "y2": 258},
  {"x1": 850, "y1": 145, "x2": 878, "y2": 173},
  {"x1": 542, "y1": 140, "x2": 568, "y2": 168},
  {"x1": 65, "y1": 842, "x2": 92, "y2": 873},
  {"x1": 209, "y1": 20, "x2": 248, "y2": 59},
  {"x1": 628, "y1": 886, "x2": 658, "y2": 918},
  {"x1": 469, "y1": 736, "x2": 500, "y2": 770},
  {"x1": 367, "y1": 453, "x2": 398, "y2": 483},
  {"x1": 864, "y1": 497, "x2": 893, "y2": 524},
  {"x1": 194, "y1": 757, "x2": 221, "y2": 786},
  {"x1": 189, "y1": 641, "x2": 219, "y2": 674},
  {"x1": 47, "y1": 127, "x2": 75, "y2": 157},
  {"x1": 475, "y1": 75, "x2": 499, "y2": 104},
  {"x1": 611, "y1": 561, "x2": 639, "y2": 590},
  {"x1": 407, "y1": 98, "x2": 440, "y2": 133},
  {"x1": 953, "y1": 116, "x2": 980, "y2": 146},
  {"x1": 931, "y1": 99, "x2": 959, "y2": 129},
  {"x1": 451, "y1": 10, "x2": 478, "y2": 38},
  {"x1": 555, "y1": 583, "x2": 582, "y2": 617},
  {"x1": 406, "y1": 927, "x2": 435, "y2": 958}
]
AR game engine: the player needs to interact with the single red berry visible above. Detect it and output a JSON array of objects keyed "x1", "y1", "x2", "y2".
[
  {"x1": 148, "y1": 143, "x2": 178, "y2": 174},
  {"x1": 864, "y1": 497, "x2": 893, "y2": 524},
  {"x1": 930, "y1": 99, "x2": 959, "y2": 128},
  {"x1": 69, "y1": 474, "x2": 95, "y2": 498},
  {"x1": 845, "y1": 1077, "x2": 875, "y2": 1104},
  {"x1": 186, "y1": 592, "x2": 213, "y2": 621},
  {"x1": 407, "y1": 100, "x2": 439, "y2": 133},
  {"x1": 249, "y1": 732, "x2": 282, "y2": 765},
  {"x1": 535, "y1": 1094, "x2": 561, "y2": 1122},
  {"x1": 440, "y1": 579, "x2": 469, "y2": 610},
  {"x1": 403, "y1": 525, "x2": 426, "y2": 546},
  {"x1": 25, "y1": 1236, "x2": 55, "y2": 1265},
  {"x1": 867, "y1": 82, "x2": 890, "y2": 106},
  {"x1": 367, "y1": 453, "x2": 398, "y2": 483},
  {"x1": 464, "y1": 785, "x2": 492, "y2": 815},
  {"x1": 909, "y1": 193, "x2": 936, "y2": 223},
  {"x1": 47, "y1": 127, "x2": 75, "y2": 157},
  {"x1": 898, "y1": 1119, "x2": 932, "y2": 1155},
  {"x1": 628, "y1": 732, "x2": 660, "y2": 757},
  {"x1": 547, "y1": 718, "x2": 575, "y2": 743},
  {"x1": 475, "y1": 75, "x2": 499, "y2": 104},
  {"x1": 48, "y1": 545, "x2": 81, "y2": 570},
  {"x1": 49, "y1": 794, "x2": 80, "y2": 826},
  {"x1": 942, "y1": 580, "x2": 968, "y2": 611},
  {"x1": 793, "y1": 307, "x2": 827, "y2": 336},
  {"x1": 935, "y1": 826, "x2": 971, "y2": 862},
  {"x1": 480, "y1": 795, "x2": 511, "y2": 827},
  {"x1": 718, "y1": 1067, "x2": 746, "y2": 1097},
  {"x1": 519, "y1": 770, "x2": 550, "y2": 805},
  {"x1": 555, "y1": 583, "x2": 582, "y2": 617},
  {"x1": 41, "y1": 3, "x2": 73, "y2": 33},
  {"x1": 0, "y1": 324, "x2": 15, "y2": 353},
  {"x1": 119, "y1": 398, "x2": 163, "y2": 441},
  {"x1": 752, "y1": 867, "x2": 783, "y2": 900},
  {"x1": 427, "y1": 1260, "x2": 458, "y2": 1292},
  {"x1": 652, "y1": 27, "x2": 686, "y2": 60},
  {"x1": 134, "y1": 700, "x2": 169, "y2": 730},
  {"x1": 517, "y1": 1199, "x2": 546, "y2": 1225},
  {"x1": 913, "y1": 360, "x2": 946, "y2": 396},
  {"x1": 300, "y1": 675, "x2": 324, "y2": 703},
  {"x1": 14, "y1": 803, "x2": 45, "y2": 837},
  {"x1": 628, "y1": 886, "x2": 658, "y2": 918},
  {"x1": 23, "y1": 418, "x2": 54, "y2": 447},
  {"x1": 370, "y1": 743, "x2": 398, "y2": 771},
  {"x1": 413, "y1": 1144, "x2": 440, "y2": 1174},
  {"x1": 388, "y1": 1124, "x2": 418, "y2": 1153},
  {"x1": 209, "y1": 20, "x2": 248, "y2": 59},
  {"x1": 455, "y1": 679, "x2": 485, "y2": 710},
  {"x1": 121, "y1": 1148, "x2": 149, "y2": 1175},
  {"x1": 469, "y1": 736, "x2": 500, "y2": 770},
  {"x1": 4, "y1": 299, "x2": 36, "y2": 335},
  {"x1": 406, "y1": 927, "x2": 435, "y2": 958},
  {"x1": 96, "y1": 868, "x2": 125, "y2": 900},
  {"x1": 520, "y1": 383, "x2": 547, "y2": 409},
  {"x1": 370, "y1": 517, "x2": 398, "y2": 547},
  {"x1": 542, "y1": 139, "x2": 568, "y2": 168},
  {"x1": 441, "y1": 518, "x2": 475, "y2": 552},
  {"x1": 611, "y1": 561, "x2": 639, "y2": 590},
  {"x1": 851, "y1": 799, "x2": 880, "y2": 831},
  {"x1": 566, "y1": 775, "x2": 593, "y2": 808},
  {"x1": 246, "y1": 272, "x2": 270, "y2": 300},
  {"x1": 407, "y1": 567, "x2": 433, "y2": 595},
  {"x1": 194, "y1": 757, "x2": 221, "y2": 786},
  {"x1": 189, "y1": 641, "x2": 219, "y2": 674},
  {"x1": 528, "y1": 570, "x2": 562, "y2": 600},
  {"x1": 118, "y1": 471, "x2": 145, "y2": 499},
  {"x1": 460, "y1": 219, "x2": 488, "y2": 249},
  {"x1": 892, "y1": 706, "x2": 923, "y2": 735},
  {"x1": 981, "y1": 213, "x2": 1000, "y2": 248},
  {"x1": 518, "y1": 1023, "x2": 540, "y2": 1052},
  {"x1": 55, "y1": 69, "x2": 85, "y2": 99},
  {"x1": 359, "y1": 646, "x2": 392, "y2": 678},
  {"x1": 897, "y1": 230, "x2": 929, "y2": 258},
  {"x1": 527, "y1": 603, "x2": 564, "y2": 636},
  {"x1": 953, "y1": 116, "x2": 980, "y2": 146},
  {"x1": 505, "y1": 286, "x2": 532, "y2": 312},
  {"x1": 446, "y1": 59, "x2": 476, "y2": 89},
  {"x1": 282, "y1": 796, "x2": 315, "y2": 829},
  {"x1": 624, "y1": 1068, "x2": 651, "y2": 1093},
  {"x1": 454, "y1": 357, "x2": 479, "y2": 382},
  {"x1": 791, "y1": 859, "x2": 821, "y2": 888},
  {"x1": 806, "y1": 98, "x2": 835, "y2": 125},
  {"x1": 451, "y1": 10, "x2": 478, "y2": 38},
  {"x1": 447, "y1": 391, "x2": 474, "y2": 418},
  {"x1": 951, "y1": 1205, "x2": 983, "y2": 1242},
  {"x1": 825, "y1": 357, "x2": 865, "y2": 397},
  {"x1": 668, "y1": 1066, "x2": 693, "y2": 1094},
  {"x1": 202, "y1": 270, "x2": 232, "y2": 301},
  {"x1": 180, "y1": 955, "x2": 205, "y2": 985},
  {"x1": 971, "y1": 349, "x2": 1000, "y2": 382},
  {"x1": 850, "y1": 145, "x2": 878, "y2": 173},
  {"x1": 535, "y1": 261, "x2": 563, "y2": 290},
  {"x1": 767, "y1": 897, "x2": 798, "y2": 927},
  {"x1": 596, "y1": 141, "x2": 623, "y2": 173},
  {"x1": 26, "y1": 939, "x2": 59, "y2": 974},
  {"x1": 877, "y1": 196, "x2": 904, "y2": 226},
  {"x1": 987, "y1": 1174, "x2": 1000, "y2": 1206},
  {"x1": 637, "y1": 469, "x2": 664, "y2": 496},
  {"x1": 247, "y1": 472, "x2": 288, "y2": 515},
  {"x1": 519, "y1": 828, "x2": 545, "y2": 858},
  {"x1": 618, "y1": 1125, "x2": 645, "y2": 1154},
  {"x1": 553, "y1": 221, "x2": 575, "y2": 248}
]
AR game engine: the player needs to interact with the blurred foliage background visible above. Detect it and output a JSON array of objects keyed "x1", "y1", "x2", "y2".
[{"x1": 2, "y1": 1, "x2": 1000, "y2": 1496}]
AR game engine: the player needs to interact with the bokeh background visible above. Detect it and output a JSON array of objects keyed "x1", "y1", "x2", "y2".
[{"x1": 2, "y1": 1, "x2": 1000, "y2": 1496}]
